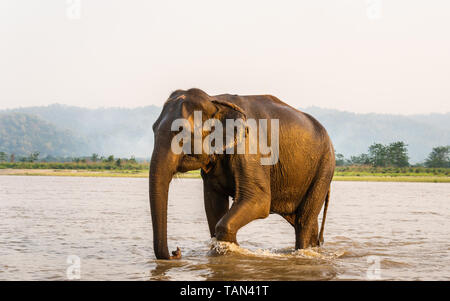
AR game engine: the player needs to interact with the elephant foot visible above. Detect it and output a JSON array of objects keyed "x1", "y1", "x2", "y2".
[
  {"x1": 215, "y1": 231, "x2": 237, "y2": 245},
  {"x1": 169, "y1": 247, "x2": 182, "y2": 259},
  {"x1": 295, "y1": 233, "x2": 320, "y2": 249},
  {"x1": 208, "y1": 237, "x2": 240, "y2": 256}
]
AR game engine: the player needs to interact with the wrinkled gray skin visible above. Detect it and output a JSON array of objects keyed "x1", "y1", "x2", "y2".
[{"x1": 150, "y1": 88, "x2": 335, "y2": 259}]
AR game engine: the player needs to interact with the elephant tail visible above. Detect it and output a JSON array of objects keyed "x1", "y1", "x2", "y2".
[{"x1": 319, "y1": 189, "x2": 330, "y2": 245}]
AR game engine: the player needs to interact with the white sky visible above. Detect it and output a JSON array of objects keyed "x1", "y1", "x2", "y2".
[{"x1": 0, "y1": 0, "x2": 449, "y2": 114}]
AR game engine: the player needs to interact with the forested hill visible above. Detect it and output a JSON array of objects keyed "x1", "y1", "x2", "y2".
[
  {"x1": 0, "y1": 104, "x2": 449, "y2": 163},
  {"x1": 0, "y1": 112, "x2": 89, "y2": 157},
  {"x1": 1, "y1": 104, "x2": 161, "y2": 158}
]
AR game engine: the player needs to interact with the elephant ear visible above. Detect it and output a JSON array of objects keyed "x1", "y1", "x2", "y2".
[
  {"x1": 211, "y1": 99, "x2": 246, "y2": 118},
  {"x1": 211, "y1": 99, "x2": 247, "y2": 153}
]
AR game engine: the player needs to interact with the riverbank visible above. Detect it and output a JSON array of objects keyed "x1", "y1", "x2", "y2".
[{"x1": 1, "y1": 168, "x2": 449, "y2": 182}]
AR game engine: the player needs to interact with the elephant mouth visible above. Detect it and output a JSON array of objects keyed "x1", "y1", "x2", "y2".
[{"x1": 177, "y1": 154, "x2": 205, "y2": 172}]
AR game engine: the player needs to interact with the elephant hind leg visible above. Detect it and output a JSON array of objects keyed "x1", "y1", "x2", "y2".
[
  {"x1": 295, "y1": 218, "x2": 320, "y2": 249},
  {"x1": 294, "y1": 176, "x2": 332, "y2": 249},
  {"x1": 282, "y1": 213, "x2": 318, "y2": 248}
]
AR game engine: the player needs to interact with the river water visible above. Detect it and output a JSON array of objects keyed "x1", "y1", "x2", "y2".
[{"x1": 0, "y1": 176, "x2": 449, "y2": 280}]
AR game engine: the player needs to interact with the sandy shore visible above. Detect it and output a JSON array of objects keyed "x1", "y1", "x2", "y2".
[
  {"x1": 0, "y1": 168, "x2": 449, "y2": 182},
  {"x1": 0, "y1": 168, "x2": 148, "y2": 178}
]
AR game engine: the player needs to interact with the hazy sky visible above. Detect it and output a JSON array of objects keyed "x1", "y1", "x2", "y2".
[{"x1": 1, "y1": 0, "x2": 449, "y2": 114}]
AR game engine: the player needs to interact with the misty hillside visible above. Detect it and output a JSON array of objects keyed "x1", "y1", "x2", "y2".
[
  {"x1": 0, "y1": 112, "x2": 89, "y2": 157},
  {"x1": 2, "y1": 104, "x2": 161, "y2": 158},
  {"x1": 1, "y1": 104, "x2": 449, "y2": 163},
  {"x1": 302, "y1": 107, "x2": 450, "y2": 163}
]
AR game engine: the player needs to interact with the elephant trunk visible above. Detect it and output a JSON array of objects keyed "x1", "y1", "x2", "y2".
[{"x1": 149, "y1": 148, "x2": 178, "y2": 259}]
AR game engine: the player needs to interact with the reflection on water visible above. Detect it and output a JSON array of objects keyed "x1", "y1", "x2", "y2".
[{"x1": 0, "y1": 176, "x2": 449, "y2": 280}]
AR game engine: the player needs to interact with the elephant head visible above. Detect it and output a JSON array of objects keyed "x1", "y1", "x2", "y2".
[{"x1": 149, "y1": 88, "x2": 246, "y2": 259}]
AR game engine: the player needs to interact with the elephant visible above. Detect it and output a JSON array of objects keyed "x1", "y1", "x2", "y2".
[{"x1": 149, "y1": 88, "x2": 335, "y2": 259}]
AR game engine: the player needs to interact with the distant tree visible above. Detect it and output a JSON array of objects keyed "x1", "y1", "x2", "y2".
[
  {"x1": 72, "y1": 157, "x2": 81, "y2": 163},
  {"x1": 10, "y1": 154, "x2": 15, "y2": 163},
  {"x1": 129, "y1": 155, "x2": 137, "y2": 164},
  {"x1": 368, "y1": 143, "x2": 388, "y2": 167},
  {"x1": 116, "y1": 158, "x2": 122, "y2": 167},
  {"x1": 106, "y1": 155, "x2": 114, "y2": 163},
  {"x1": 0, "y1": 152, "x2": 7, "y2": 162},
  {"x1": 425, "y1": 146, "x2": 450, "y2": 168},
  {"x1": 350, "y1": 153, "x2": 371, "y2": 165},
  {"x1": 27, "y1": 152, "x2": 40, "y2": 162},
  {"x1": 335, "y1": 153, "x2": 346, "y2": 166},
  {"x1": 42, "y1": 155, "x2": 58, "y2": 162},
  {"x1": 91, "y1": 153, "x2": 99, "y2": 162},
  {"x1": 386, "y1": 142, "x2": 409, "y2": 167},
  {"x1": 366, "y1": 142, "x2": 409, "y2": 167}
]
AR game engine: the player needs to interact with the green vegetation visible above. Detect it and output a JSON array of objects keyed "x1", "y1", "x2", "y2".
[
  {"x1": 0, "y1": 112, "x2": 89, "y2": 157},
  {"x1": 0, "y1": 151, "x2": 7, "y2": 162},
  {"x1": 1, "y1": 160, "x2": 448, "y2": 182},
  {"x1": 19, "y1": 151, "x2": 40, "y2": 163},
  {"x1": 0, "y1": 161, "x2": 147, "y2": 171},
  {"x1": 336, "y1": 142, "x2": 450, "y2": 168},
  {"x1": 343, "y1": 141, "x2": 410, "y2": 167},
  {"x1": 90, "y1": 153, "x2": 99, "y2": 162},
  {"x1": 335, "y1": 165, "x2": 449, "y2": 176},
  {"x1": 332, "y1": 176, "x2": 448, "y2": 183},
  {"x1": 334, "y1": 166, "x2": 450, "y2": 182},
  {"x1": 425, "y1": 146, "x2": 450, "y2": 168},
  {"x1": 0, "y1": 152, "x2": 148, "y2": 172}
]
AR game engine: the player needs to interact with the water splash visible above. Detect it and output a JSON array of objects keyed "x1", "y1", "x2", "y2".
[{"x1": 208, "y1": 238, "x2": 346, "y2": 260}]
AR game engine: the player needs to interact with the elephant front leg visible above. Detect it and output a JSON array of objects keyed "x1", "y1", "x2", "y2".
[
  {"x1": 214, "y1": 155, "x2": 271, "y2": 244},
  {"x1": 215, "y1": 194, "x2": 271, "y2": 244},
  {"x1": 204, "y1": 184, "x2": 229, "y2": 238}
]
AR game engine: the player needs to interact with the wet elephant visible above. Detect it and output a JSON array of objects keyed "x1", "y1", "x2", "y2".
[{"x1": 149, "y1": 88, "x2": 335, "y2": 259}]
